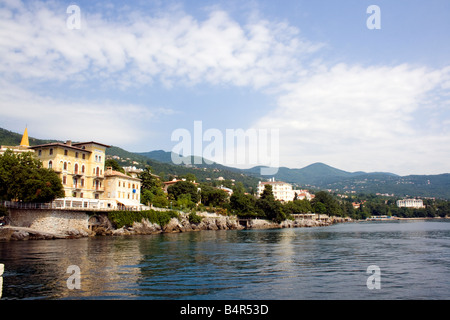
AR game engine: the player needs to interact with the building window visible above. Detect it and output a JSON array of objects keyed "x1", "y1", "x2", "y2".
[
  {"x1": 64, "y1": 162, "x2": 67, "y2": 170},
  {"x1": 64, "y1": 150, "x2": 68, "y2": 156},
  {"x1": 73, "y1": 192, "x2": 77, "y2": 198},
  {"x1": 38, "y1": 150, "x2": 42, "y2": 156},
  {"x1": 95, "y1": 194, "x2": 99, "y2": 199},
  {"x1": 81, "y1": 165, "x2": 85, "y2": 173},
  {"x1": 75, "y1": 152, "x2": 79, "y2": 158},
  {"x1": 49, "y1": 148, "x2": 53, "y2": 155},
  {"x1": 82, "y1": 154, "x2": 85, "y2": 160},
  {"x1": 80, "y1": 193, "x2": 83, "y2": 198},
  {"x1": 48, "y1": 161, "x2": 53, "y2": 169},
  {"x1": 81, "y1": 179, "x2": 84, "y2": 187},
  {"x1": 74, "y1": 163, "x2": 79, "y2": 174},
  {"x1": 63, "y1": 176, "x2": 67, "y2": 184}
]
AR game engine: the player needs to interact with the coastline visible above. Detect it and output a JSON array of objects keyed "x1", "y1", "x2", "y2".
[
  {"x1": 110, "y1": 213, "x2": 349, "y2": 237},
  {"x1": 0, "y1": 212, "x2": 350, "y2": 241}
]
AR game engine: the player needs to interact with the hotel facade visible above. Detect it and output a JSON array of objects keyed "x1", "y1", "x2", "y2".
[
  {"x1": 30, "y1": 140, "x2": 110, "y2": 200},
  {"x1": 396, "y1": 199, "x2": 425, "y2": 209},
  {"x1": 26, "y1": 137, "x2": 142, "y2": 210},
  {"x1": 257, "y1": 179, "x2": 314, "y2": 202}
]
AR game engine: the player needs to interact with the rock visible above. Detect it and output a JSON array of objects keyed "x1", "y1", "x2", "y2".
[
  {"x1": 163, "y1": 218, "x2": 183, "y2": 233},
  {"x1": 131, "y1": 219, "x2": 161, "y2": 235},
  {"x1": 65, "y1": 229, "x2": 90, "y2": 238},
  {"x1": 11, "y1": 230, "x2": 30, "y2": 240},
  {"x1": 0, "y1": 228, "x2": 14, "y2": 241}
]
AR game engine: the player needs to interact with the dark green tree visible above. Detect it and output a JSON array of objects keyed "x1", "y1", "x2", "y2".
[
  {"x1": 167, "y1": 180, "x2": 200, "y2": 203},
  {"x1": 311, "y1": 191, "x2": 343, "y2": 216},
  {"x1": 0, "y1": 150, "x2": 64, "y2": 202},
  {"x1": 200, "y1": 185, "x2": 228, "y2": 207},
  {"x1": 256, "y1": 185, "x2": 286, "y2": 222},
  {"x1": 139, "y1": 166, "x2": 167, "y2": 206},
  {"x1": 230, "y1": 189, "x2": 257, "y2": 216},
  {"x1": 104, "y1": 158, "x2": 125, "y2": 173}
]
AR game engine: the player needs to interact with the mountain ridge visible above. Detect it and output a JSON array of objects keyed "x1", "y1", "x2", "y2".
[{"x1": 1, "y1": 127, "x2": 450, "y2": 199}]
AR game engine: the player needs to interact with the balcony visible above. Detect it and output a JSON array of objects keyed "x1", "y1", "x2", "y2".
[{"x1": 72, "y1": 171, "x2": 84, "y2": 177}]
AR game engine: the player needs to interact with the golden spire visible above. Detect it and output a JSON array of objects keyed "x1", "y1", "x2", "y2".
[{"x1": 20, "y1": 127, "x2": 29, "y2": 147}]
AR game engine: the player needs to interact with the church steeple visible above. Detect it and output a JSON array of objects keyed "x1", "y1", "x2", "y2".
[{"x1": 20, "y1": 127, "x2": 29, "y2": 147}]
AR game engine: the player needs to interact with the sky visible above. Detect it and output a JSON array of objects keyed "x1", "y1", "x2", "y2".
[{"x1": 0, "y1": 0, "x2": 449, "y2": 176}]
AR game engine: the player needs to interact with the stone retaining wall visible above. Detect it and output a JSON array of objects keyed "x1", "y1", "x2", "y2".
[{"x1": 8, "y1": 209, "x2": 90, "y2": 235}]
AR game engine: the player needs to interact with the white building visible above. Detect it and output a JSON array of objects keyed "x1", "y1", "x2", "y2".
[
  {"x1": 396, "y1": 199, "x2": 425, "y2": 209},
  {"x1": 257, "y1": 179, "x2": 313, "y2": 202},
  {"x1": 103, "y1": 167, "x2": 142, "y2": 210}
]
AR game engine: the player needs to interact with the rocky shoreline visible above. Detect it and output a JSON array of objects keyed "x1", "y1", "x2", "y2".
[
  {"x1": 0, "y1": 212, "x2": 350, "y2": 241},
  {"x1": 98, "y1": 213, "x2": 349, "y2": 237}
]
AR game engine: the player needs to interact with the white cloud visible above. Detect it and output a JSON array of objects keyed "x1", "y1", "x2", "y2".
[
  {"x1": 0, "y1": 0, "x2": 320, "y2": 89},
  {"x1": 0, "y1": 79, "x2": 172, "y2": 147},
  {"x1": 253, "y1": 63, "x2": 450, "y2": 175},
  {"x1": 1, "y1": 0, "x2": 449, "y2": 176}
]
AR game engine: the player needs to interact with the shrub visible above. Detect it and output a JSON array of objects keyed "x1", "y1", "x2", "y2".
[
  {"x1": 188, "y1": 212, "x2": 203, "y2": 224},
  {"x1": 108, "y1": 210, "x2": 179, "y2": 229}
]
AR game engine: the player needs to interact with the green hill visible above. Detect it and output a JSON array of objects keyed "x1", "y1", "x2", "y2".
[
  {"x1": 2, "y1": 126, "x2": 450, "y2": 199},
  {"x1": 0, "y1": 127, "x2": 57, "y2": 146}
]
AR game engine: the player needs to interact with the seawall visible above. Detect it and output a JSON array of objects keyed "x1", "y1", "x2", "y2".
[
  {"x1": 1, "y1": 208, "x2": 92, "y2": 240},
  {"x1": 0, "y1": 208, "x2": 349, "y2": 241}
]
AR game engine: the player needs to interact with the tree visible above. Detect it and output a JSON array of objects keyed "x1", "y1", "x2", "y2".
[
  {"x1": 200, "y1": 185, "x2": 229, "y2": 207},
  {"x1": 230, "y1": 190, "x2": 256, "y2": 216},
  {"x1": 167, "y1": 180, "x2": 200, "y2": 204},
  {"x1": 256, "y1": 184, "x2": 286, "y2": 222},
  {"x1": 0, "y1": 150, "x2": 64, "y2": 202},
  {"x1": 104, "y1": 159, "x2": 125, "y2": 173},
  {"x1": 181, "y1": 173, "x2": 197, "y2": 182},
  {"x1": 283, "y1": 199, "x2": 313, "y2": 214},
  {"x1": 311, "y1": 191, "x2": 342, "y2": 216},
  {"x1": 177, "y1": 193, "x2": 195, "y2": 209},
  {"x1": 139, "y1": 166, "x2": 167, "y2": 206}
]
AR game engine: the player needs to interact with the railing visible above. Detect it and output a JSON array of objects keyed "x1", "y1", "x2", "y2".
[
  {"x1": 1, "y1": 201, "x2": 145, "y2": 212},
  {"x1": 1, "y1": 201, "x2": 55, "y2": 210}
]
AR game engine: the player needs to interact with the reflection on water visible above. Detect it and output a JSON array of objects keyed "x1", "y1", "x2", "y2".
[{"x1": 0, "y1": 220, "x2": 449, "y2": 300}]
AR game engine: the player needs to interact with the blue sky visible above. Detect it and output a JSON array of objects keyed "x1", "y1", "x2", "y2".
[{"x1": 0, "y1": 0, "x2": 449, "y2": 175}]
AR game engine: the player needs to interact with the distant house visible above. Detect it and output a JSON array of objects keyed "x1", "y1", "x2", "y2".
[
  {"x1": 257, "y1": 179, "x2": 314, "y2": 202},
  {"x1": 123, "y1": 166, "x2": 144, "y2": 178},
  {"x1": 163, "y1": 179, "x2": 198, "y2": 193},
  {"x1": 396, "y1": 199, "x2": 425, "y2": 209},
  {"x1": 217, "y1": 186, "x2": 233, "y2": 196}
]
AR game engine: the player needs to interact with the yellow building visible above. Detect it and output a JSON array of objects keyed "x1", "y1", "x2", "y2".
[
  {"x1": 30, "y1": 140, "x2": 111, "y2": 200},
  {"x1": 3, "y1": 128, "x2": 144, "y2": 210}
]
